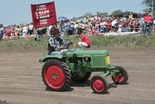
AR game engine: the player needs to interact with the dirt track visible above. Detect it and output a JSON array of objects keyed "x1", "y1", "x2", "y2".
[{"x1": 0, "y1": 48, "x2": 155, "y2": 104}]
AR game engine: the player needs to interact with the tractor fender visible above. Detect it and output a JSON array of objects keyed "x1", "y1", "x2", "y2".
[{"x1": 39, "y1": 55, "x2": 63, "y2": 63}]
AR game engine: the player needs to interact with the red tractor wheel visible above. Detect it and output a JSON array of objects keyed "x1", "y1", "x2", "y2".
[
  {"x1": 91, "y1": 75, "x2": 108, "y2": 94},
  {"x1": 42, "y1": 59, "x2": 71, "y2": 91},
  {"x1": 71, "y1": 72, "x2": 91, "y2": 83},
  {"x1": 111, "y1": 66, "x2": 128, "y2": 84}
]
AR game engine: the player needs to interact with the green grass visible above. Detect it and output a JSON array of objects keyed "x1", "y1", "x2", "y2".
[{"x1": 0, "y1": 33, "x2": 155, "y2": 49}]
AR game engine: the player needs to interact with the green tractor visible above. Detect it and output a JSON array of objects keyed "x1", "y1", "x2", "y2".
[{"x1": 36, "y1": 36, "x2": 128, "y2": 94}]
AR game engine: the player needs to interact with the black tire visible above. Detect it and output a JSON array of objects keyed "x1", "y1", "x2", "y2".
[
  {"x1": 71, "y1": 72, "x2": 91, "y2": 83},
  {"x1": 111, "y1": 66, "x2": 129, "y2": 84},
  {"x1": 42, "y1": 59, "x2": 71, "y2": 91},
  {"x1": 91, "y1": 75, "x2": 108, "y2": 94}
]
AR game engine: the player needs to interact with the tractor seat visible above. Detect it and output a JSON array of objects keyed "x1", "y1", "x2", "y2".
[{"x1": 49, "y1": 49, "x2": 69, "y2": 55}]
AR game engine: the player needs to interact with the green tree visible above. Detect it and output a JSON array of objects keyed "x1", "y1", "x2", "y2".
[
  {"x1": 72, "y1": 17, "x2": 77, "y2": 20},
  {"x1": 111, "y1": 10, "x2": 123, "y2": 15},
  {"x1": 83, "y1": 12, "x2": 92, "y2": 17},
  {"x1": 96, "y1": 11, "x2": 108, "y2": 16},
  {"x1": 142, "y1": 0, "x2": 155, "y2": 15}
]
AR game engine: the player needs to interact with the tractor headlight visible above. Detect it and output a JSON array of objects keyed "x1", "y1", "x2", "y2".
[{"x1": 105, "y1": 56, "x2": 110, "y2": 65}]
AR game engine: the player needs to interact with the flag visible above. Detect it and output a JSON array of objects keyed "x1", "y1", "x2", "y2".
[{"x1": 31, "y1": 1, "x2": 57, "y2": 28}]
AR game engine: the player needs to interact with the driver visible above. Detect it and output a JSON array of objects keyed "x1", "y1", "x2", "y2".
[{"x1": 48, "y1": 28, "x2": 69, "y2": 55}]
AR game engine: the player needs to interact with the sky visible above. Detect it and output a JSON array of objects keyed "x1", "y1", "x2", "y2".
[{"x1": 0, "y1": 0, "x2": 144, "y2": 26}]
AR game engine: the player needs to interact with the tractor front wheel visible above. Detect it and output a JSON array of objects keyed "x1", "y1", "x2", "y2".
[
  {"x1": 111, "y1": 66, "x2": 129, "y2": 84},
  {"x1": 91, "y1": 75, "x2": 108, "y2": 94},
  {"x1": 42, "y1": 59, "x2": 71, "y2": 91}
]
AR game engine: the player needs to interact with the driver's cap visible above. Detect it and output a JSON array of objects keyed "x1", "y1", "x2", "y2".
[{"x1": 53, "y1": 28, "x2": 59, "y2": 35}]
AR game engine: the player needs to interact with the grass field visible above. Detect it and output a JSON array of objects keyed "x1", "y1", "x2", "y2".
[{"x1": 0, "y1": 33, "x2": 155, "y2": 49}]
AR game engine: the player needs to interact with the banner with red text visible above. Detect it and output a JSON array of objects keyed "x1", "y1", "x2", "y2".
[{"x1": 31, "y1": 1, "x2": 57, "y2": 28}]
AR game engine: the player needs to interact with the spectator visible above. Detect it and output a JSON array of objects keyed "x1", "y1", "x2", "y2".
[
  {"x1": 69, "y1": 21, "x2": 74, "y2": 35},
  {"x1": 78, "y1": 21, "x2": 83, "y2": 35},
  {"x1": 130, "y1": 18, "x2": 136, "y2": 32},
  {"x1": 22, "y1": 24, "x2": 28, "y2": 37},
  {"x1": 99, "y1": 22, "x2": 105, "y2": 34},
  {"x1": 47, "y1": 25, "x2": 53, "y2": 36},
  {"x1": 78, "y1": 29, "x2": 91, "y2": 48},
  {"x1": 144, "y1": 11, "x2": 152, "y2": 36},
  {"x1": 50, "y1": 25, "x2": 56, "y2": 36},
  {"x1": 65, "y1": 20, "x2": 70, "y2": 37},
  {"x1": 106, "y1": 19, "x2": 112, "y2": 32},
  {"x1": 111, "y1": 18, "x2": 117, "y2": 32},
  {"x1": 129, "y1": 12, "x2": 133, "y2": 19},
  {"x1": 123, "y1": 19, "x2": 129, "y2": 32},
  {"x1": 60, "y1": 20, "x2": 65, "y2": 36},
  {"x1": 18, "y1": 25, "x2": 23, "y2": 37},
  {"x1": 5, "y1": 25, "x2": 11, "y2": 38},
  {"x1": 102, "y1": 19, "x2": 107, "y2": 33},
  {"x1": 28, "y1": 23, "x2": 34, "y2": 36},
  {"x1": 117, "y1": 24, "x2": 122, "y2": 33},
  {"x1": 152, "y1": 17, "x2": 155, "y2": 31},
  {"x1": 11, "y1": 25, "x2": 15, "y2": 37},
  {"x1": 140, "y1": 14, "x2": 145, "y2": 34},
  {"x1": 14, "y1": 25, "x2": 19, "y2": 37},
  {"x1": 57, "y1": 22, "x2": 60, "y2": 31},
  {"x1": 74, "y1": 21, "x2": 79, "y2": 35},
  {"x1": 135, "y1": 18, "x2": 141, "y2": 32},
  {"x1": 0, "y1": 24, "x2": 5, "y2": 41}
]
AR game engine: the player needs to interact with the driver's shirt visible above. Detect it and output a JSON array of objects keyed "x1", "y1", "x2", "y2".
[{"x1": 48, "y1": 36, "x2": 67, "y2": 51}]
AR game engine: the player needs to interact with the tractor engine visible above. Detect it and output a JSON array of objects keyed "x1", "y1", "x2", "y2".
[{"x1": 68, "y1": 53, "x2": 91, "y2": 74}]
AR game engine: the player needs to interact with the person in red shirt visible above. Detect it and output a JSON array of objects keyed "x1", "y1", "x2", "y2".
[
  {"x1": 78, "y1": 29, "x2": 91, "y2": 48},
  {"x1": 144, "y1": 11, "x2": 152, "y2": 36},
  {"x1": 106, "y1": 20, "x2": 112, "y2": 32},
  {"x1": 5, "y1": 25, "x2": 11, "y2": 38}
]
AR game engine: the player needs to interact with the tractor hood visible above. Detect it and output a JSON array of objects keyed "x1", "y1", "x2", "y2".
[{"x1": 66, "y1": 48, "x2": 109, "y2": 57}]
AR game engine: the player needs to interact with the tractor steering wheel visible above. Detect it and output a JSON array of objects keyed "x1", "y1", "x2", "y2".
[{"x1": 63, "y1": 42, "x2": 73, "y2": 49}]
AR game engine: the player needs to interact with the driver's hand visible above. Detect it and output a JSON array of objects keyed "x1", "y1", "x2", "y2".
[{"x1": 60, "y1": 46, "x2": 64, "y2": 49}]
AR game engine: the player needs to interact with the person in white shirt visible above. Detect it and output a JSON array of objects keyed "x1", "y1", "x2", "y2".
[
  {"x1": 117, "y1": 24, "x2": 122, "y2": 33},
  {"x1": 22, "y1": 24, "x2": 28, "y2": 37},
  {"x1": 28, "y1": 23, "x2": 34, "y2": 35},
  {"x1": 74, "y1": 22, "x2": 79, "y2": 35},
  {"x1": 111, "y1": 19, "x2": 117, "y2": 32},
  {"x1": 47, "y1": 25, "x2": 53, "y2": 36}
]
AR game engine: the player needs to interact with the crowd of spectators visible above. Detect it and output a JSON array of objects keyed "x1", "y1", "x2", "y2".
[
  {"x1": 47, "y1": 12, "x2": 155, "y2": 37},
  {"x1": 0, "y1": 23, "x2": 34, "y2": 39},
  {"x1": 0, "y1": 12, "x2": 155, "y2": 40}
]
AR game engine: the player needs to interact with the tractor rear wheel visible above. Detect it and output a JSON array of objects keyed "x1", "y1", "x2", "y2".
[
  {"x1": 42, "y1": 59, "x2": 71, "y2": 91},
  {"x1": 71, "y1": 72, "x2": 91, "y2": 83},
  {"x1": 111, "y1": 66, "x2": 128, "y2": 84},
  {"x1": 91, "y1": 75, "x2": 108, "y2": 94}
]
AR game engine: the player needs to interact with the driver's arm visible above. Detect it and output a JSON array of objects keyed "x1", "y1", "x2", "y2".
[{"x1": 59, "y1": 38, "x2": 67, "y2": 49}]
